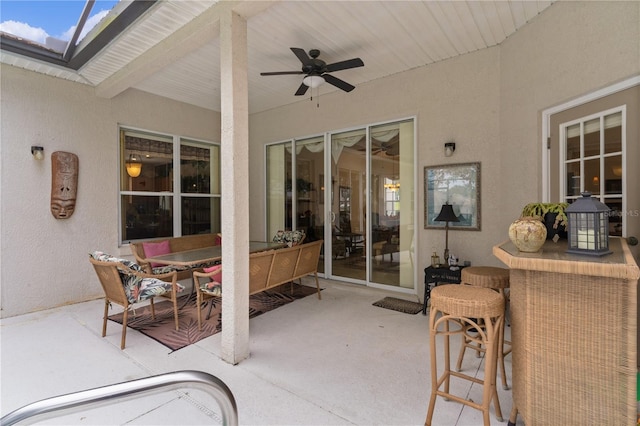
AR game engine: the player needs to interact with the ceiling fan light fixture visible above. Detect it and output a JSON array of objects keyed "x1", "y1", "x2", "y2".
[{"x1": 303, "y1": 75, "x2": 324, "y2": 88}]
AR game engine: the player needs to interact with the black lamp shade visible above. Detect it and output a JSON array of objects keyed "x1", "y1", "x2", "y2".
[{"x1": 435, "y1": 203, "x2": 460, "y2": 223}]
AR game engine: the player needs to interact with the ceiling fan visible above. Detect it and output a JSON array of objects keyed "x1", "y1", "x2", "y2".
[
  {"x1": 260, "y1": 47, "x2": 364, "y2": 96},
  {"x1": 357, "y1": 137, "x2": 400, "y2": 156},
  {"x1": 372, "y1": 141, "x2": 399, "y2": 156}
]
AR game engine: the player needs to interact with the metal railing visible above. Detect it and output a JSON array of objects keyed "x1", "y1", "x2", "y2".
[{"x1": 1, "y1": 370, "x2": 238, "y2": 426}]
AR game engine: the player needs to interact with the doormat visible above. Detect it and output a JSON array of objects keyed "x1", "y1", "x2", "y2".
[{"x1": 372, "y1": 297, "x2": 423, "y2": 314}]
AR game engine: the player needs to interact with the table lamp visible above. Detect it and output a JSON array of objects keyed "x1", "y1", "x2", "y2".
[{"x1": 435, "y1": 203, "x2": 460, "y2": 262}]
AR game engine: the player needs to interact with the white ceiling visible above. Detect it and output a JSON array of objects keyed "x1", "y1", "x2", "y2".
[{"x1": 1, "y1": 0, "x2": 555, "y2": 114}]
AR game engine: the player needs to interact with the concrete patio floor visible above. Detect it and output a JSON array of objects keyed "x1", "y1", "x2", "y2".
[{"x1": 1, "y1": 277, "x2": 521, "y2": 425}]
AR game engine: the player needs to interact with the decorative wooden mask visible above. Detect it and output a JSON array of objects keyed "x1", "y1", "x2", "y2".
[{"x1": 51, "y1": 151, "x2": 79, "y2": 219}]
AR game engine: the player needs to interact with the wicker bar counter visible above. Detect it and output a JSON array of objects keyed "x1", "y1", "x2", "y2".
[{"x1": 493, "y1": 237, "x2": 639, "y2": 425}]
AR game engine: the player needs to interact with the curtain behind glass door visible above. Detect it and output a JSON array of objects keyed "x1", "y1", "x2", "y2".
[{"x1": 266, "y1": 142, "x2": 291, "y2": 238}]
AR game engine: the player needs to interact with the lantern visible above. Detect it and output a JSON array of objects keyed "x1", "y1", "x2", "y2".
[{"x1": 565, "y1": 192, "x2": 611, "y2": 256}]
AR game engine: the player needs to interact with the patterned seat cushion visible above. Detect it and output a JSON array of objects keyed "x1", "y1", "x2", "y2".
[
  {"x1": 200, "y1": 264, "x2": 222, "y2": 296},
  {"x1": 134, "y1": 276, "x2": 183, "y2": 303},
  {"x1": 272, "y1": 230, "x2": 305, "y2": 247},
  {"x1": 90, "y1": 251, "x2": 183, "y2": 303},
  {"x1": 91, "y1": 251, "x2": 143, "y2": 272},
  {"x1": 200, "y1": 281, "x2": 222, "y2": 297},
  {"x1": 151, "y1": 264, "x2": 190, "y2": 275}
]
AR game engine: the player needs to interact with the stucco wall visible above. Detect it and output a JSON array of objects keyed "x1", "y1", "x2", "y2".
[
  {"x1": 498, "y1": 0, "x2": 640, "y2": 231},
  {"x1": 1, "y1": 1, "x2": 638, "y2": 317},
  {"x1": 249, "y1": 47, "x2": 502, "y2": 279},
  {"x1": 0, "y1": 67, "x2": 219, "y2": 317},
  {"x1": 249, "y1": 0, "x2": 639, "y2": 298}
]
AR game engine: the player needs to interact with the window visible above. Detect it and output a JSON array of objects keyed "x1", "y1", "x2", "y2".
[
  {"x1": 384, "y1": 183, "x2": 400, "y2": 216},
  {"x1": 119, "y1": 128, "x2": 220, "y2": 244},
  {"x1": 561, "y1": 108, "x2": 624, "y2": 236}
]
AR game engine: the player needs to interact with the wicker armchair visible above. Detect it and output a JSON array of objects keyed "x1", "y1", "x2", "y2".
[
  {"x1": 89, "y1": 251, "x2": 184, "y2": 349},
  {"x1": 193, "y1": 264, "x2": 223, "y2": 331}
]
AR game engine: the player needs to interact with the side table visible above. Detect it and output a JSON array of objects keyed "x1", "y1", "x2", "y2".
[{"x1": 422, "y1": 266, "x2": 465, "y2": 315}]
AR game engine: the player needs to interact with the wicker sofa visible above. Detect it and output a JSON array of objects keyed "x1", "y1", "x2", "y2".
[
  {"x1": 129, "y1": 233, "x2": 221, "y2": 280},
  {"x1": 192, "y1": 240, "x2": 323, "y2": 329}
]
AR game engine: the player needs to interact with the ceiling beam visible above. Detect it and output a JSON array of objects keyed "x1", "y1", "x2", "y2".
[
  {"x1": 63, "y1": 0, "x2": 95, "y2": 62},
  {"x1": 94, "y1": 1, "x2": 278, "y2": 100}
]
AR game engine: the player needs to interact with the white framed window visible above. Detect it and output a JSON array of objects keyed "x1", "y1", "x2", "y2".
[
  {"x1": 119, "y1": 127, "x2": 220, "y2": 244},
  {"x1": 560, "y1": 107, "x2": 625, "y2": 236},
  {"x1": 383, "y1": 182, "x2": 400, "y2": 216}
]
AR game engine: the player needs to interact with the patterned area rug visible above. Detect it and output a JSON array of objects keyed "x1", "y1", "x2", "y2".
[
  {"x1": 108, "y1": 283, "x2": 319, "y2": 351},
  {"x1": 372, "y1": 297, "x2": 423, "y2": 314}
]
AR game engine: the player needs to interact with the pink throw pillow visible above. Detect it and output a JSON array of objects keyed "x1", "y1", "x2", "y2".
[
  {"x1": 203, "y1": 264, "x2": 222, "y2": 283},
  {"x1": 142, "y1": 240, "x2": 171, "y2": 268}
]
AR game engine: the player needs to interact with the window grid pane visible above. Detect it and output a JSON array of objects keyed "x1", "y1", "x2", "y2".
[
  {"x1": 604, "y1": 112, "x2": 622, "y2": 154},
  {"x1": 562, "y1": 107, "x2": 625, "y2": 237},
  {"x1": 122, "y1": 194, "x2": 173, "y2": 241},
  {"x1": 180, "y1": 141, "x2": 213, "y2": 194},
  {"x1": 120, "y1": 128, "x2": 219, "y2": 244},
  {"x1": 121, "y1": 131, "x2": 173, "y2": 192}
]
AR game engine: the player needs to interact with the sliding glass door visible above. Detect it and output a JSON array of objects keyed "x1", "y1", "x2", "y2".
[
  {"x1": 266, "y1": 136, "x2": 325, "y2": 273},
  {"x1": 330, "y1": 129, "x2": 367, "y2": 282},
  {"x1": 368, "y1": 120, "x2": 414, "y2": 289},
  {"x1": 265, "y1": 118, "x2": 415, "y2": 290}
]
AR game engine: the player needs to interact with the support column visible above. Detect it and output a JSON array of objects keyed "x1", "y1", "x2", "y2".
[{"x1": 219, "y1": 9, "x2": 249, "y2": 364}]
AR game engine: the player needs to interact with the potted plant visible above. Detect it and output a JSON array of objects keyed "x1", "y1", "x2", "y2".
[{"x1": 521, "y1": 202, "x2": 568, "y2": 240}]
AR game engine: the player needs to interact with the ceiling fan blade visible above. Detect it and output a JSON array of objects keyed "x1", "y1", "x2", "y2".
[
  {"x1": 290, "y1": 47, "x2": 311, "y2": 65},
  {"x1": 385, "y1": 141, "x2": 400, "y2": 156},
  {"x1": 260, "y1": 71, "x2": 304, "y2": 76},
  {"x1": 323, "y1": 74, "x2": 355, "y2": 92},
  {"x1": 294, "y1": 82, "x2": 309, "y2": 96},
  {"x1": 325, "y1": 58, "x2": 364, "y2": 73}
]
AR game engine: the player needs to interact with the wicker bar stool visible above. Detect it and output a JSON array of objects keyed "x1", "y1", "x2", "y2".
[
  {"x1": 456, "y1": 266, "x2": 512, "y2": 390},
  {"x1": 425, "y1": 284, "x2": 505, "y2": 426}
]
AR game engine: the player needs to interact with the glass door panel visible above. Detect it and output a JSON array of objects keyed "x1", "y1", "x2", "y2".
[
  {"x1": 369, "y1": 120, "x2": 414, "y2": 288},
  {"x1": 330, "y1": 129, "x2": 366, "y2": 282},
  {"x1": 266, "y1": 142, "x2": 292, "y2": 238},
  {"x1": 296, "y1": 136, "x2": 325, "y2": 273}
]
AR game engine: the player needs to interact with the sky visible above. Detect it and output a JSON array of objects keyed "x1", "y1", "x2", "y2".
[{"x1": 0, "y1": 0, "x2": 119, "y2": 46}]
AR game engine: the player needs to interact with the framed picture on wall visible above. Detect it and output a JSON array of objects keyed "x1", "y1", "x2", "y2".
[{"x1": 424, "y1": 162, "x2": 481, "y2": 230}]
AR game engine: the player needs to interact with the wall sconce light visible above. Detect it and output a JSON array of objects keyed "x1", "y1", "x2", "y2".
[
  {"x1": 31, "y1": 146, "x2": 44, "y2": 160},
  {"x1": 444, "y1": 142, "x2": 456, "y2": 157},
  {"x1": 125, "y1": 154, "x2": 142, "y2": 177}
]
